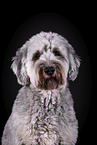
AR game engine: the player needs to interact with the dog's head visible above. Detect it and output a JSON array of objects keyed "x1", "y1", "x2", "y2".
[{"x1": 11, "y1": 32, "x2": 80, "y2": 90}]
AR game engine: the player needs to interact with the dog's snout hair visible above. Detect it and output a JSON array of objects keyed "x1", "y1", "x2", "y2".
[{"x1": 38, "y1": 62, "x2": 64, "y2": 90}]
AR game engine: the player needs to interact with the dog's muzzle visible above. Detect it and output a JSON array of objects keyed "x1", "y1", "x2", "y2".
[{"x1": 38, "y1": 62, "x2": 64, "y2": 90}]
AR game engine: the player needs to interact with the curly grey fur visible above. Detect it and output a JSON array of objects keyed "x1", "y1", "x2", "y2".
[
  {"x1": 2, "y1": 86, "x2": 78, "y2": 145},
  {"x1": 2, "y1": 32, "x2": 80, "y2": 145}
]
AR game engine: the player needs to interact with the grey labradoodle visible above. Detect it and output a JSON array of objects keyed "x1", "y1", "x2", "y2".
[{"x1": 2, "y1": 32, "x2": 80, "y2": 145}]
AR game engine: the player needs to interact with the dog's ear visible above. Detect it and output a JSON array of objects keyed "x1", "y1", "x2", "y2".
[
  {"x1": 11, "y1": 45, "x2": 30, "y2": 85},
  {"x1": 68, "y1": 44, "x2": 81, "y2": 81}
]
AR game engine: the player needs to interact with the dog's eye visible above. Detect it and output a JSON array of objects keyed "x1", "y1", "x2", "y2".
[
  {"x1": 32, "y1": 51, "x2": 40, "y2": 61},
  {"x1": 53, "y1": 49, "x2": 61, "y2": 56},
  {"x1": 53, "y1": 48, "x2": 65, "y2": 60}
]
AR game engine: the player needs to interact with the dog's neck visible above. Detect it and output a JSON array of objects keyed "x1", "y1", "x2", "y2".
[
  {"x1": 28, "y1": 82, "x2": 72, "y2": 129},
  {"x1": 30, "y1": 80, "x2": 68, "y2": 93},
  {"x1": 29, "y1": 82, "x2": 69, "y2": 104}
]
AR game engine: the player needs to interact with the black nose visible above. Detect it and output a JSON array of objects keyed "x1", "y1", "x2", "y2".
[{"x1": 44, "y1": 66, "x2": 55, "y2": 76}]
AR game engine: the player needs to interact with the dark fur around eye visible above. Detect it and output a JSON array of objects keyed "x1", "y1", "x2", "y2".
[
  {"x1": 53, "y1": 48, "x2": 65, "y2": 60},
  {"x1": 53, "y1": 50, "x2": 61, "y2": 56},
  {"x1": 32, "y1": 50, "x2": 41, "y2": 61},
  {"x1": 53, "y1": 48, "x2": 63, "y2": 57}
]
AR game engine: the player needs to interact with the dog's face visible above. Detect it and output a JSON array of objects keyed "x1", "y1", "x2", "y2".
[
  {"x1": 11, "y1": 32, "x2": 80, "y2": 90},
  {"x1": 27, "y1": 45, "x2": 65, "y2": 90}
]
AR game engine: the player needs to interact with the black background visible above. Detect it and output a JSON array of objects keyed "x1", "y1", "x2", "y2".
[{"x1": 0, "y1": 6, "x2": 95, "y2": 145}]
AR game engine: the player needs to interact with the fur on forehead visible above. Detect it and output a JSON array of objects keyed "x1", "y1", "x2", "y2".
[{"x1": 26, "y1": 32, "x2": 70, "y2": 59}]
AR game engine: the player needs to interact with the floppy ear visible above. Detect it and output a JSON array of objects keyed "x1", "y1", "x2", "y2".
[
  {"x1": 11, "y1": 45, "x2": 30, "y2": 85},
  {"x1": 68, "y1": 45, "x2": 81, "y2": 81}
]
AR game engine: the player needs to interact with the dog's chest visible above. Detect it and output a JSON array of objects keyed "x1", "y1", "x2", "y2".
[
  {"x1": 14, "y1": 87, "x2": 74, "y2": 144},
  {"x1": 30, "y1": 90, "x2": 63, "y2": 136}
]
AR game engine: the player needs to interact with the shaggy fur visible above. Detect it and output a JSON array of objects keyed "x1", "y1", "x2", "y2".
[{"x1": 2, "y1": 32, "x2": 80, "y2": 145}]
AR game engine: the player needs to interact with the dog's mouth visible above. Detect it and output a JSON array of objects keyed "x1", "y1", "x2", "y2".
[{"x1": 38, "y1": 63, "x2": 64, "y2": 90}]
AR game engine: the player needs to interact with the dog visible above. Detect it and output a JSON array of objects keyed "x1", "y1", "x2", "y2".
[{"x1": 2, "y1": 32, "x2": 80, "y2": 145}]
